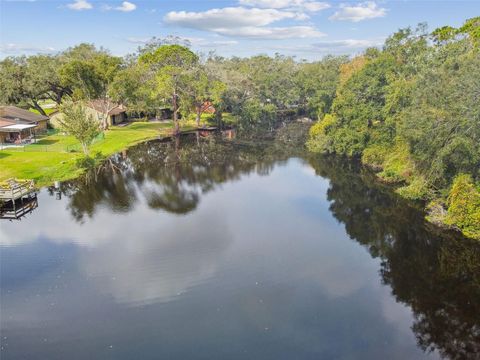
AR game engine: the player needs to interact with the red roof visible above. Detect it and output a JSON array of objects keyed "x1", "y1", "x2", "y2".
[{"x1": 201, "y1": 101, "x2": 215, "y2": 114}]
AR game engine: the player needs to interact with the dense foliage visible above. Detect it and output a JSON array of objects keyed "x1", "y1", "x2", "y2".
[{"x1": 307, "y1": 18, "x2": 480, "y2": 240}]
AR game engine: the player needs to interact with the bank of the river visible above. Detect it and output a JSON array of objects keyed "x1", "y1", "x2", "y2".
[
  {"x1": 325, "y1": 151, "x2": 480, "y2": 241},
  {"x1": 0, "y1": 121, "x2": 194, "y2": 187}
]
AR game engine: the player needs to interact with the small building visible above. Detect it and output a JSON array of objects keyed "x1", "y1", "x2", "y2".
[
  {"x1": 0, "y1": 106, "x2": 48, "y2": 144},
  {"x1": 87, "y1": 99, "x2": 128, "y2": 126},
  {"x1": 50, "y1": 100, "x2": 128, "y2": 128},
  {"x1": 201, "y1": 101, "x2": 216, "y2": 114}
]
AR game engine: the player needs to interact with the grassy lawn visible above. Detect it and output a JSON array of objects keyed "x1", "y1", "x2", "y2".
[{"x1": 0, "y1": 121, "x2": 184, "y2": 187}]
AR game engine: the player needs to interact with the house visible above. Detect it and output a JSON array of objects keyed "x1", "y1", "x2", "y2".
[
  {"x1": 0, "y1": 106, "x2": 48, "y2": 144},
  {"x1": 87, "y1": 99, "x2": 128, "y2": 126},
  {"x1": 50, "y1": 100, "x2": 128, "y2": 128}
]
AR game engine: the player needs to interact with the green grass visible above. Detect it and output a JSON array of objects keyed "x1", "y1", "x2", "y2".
[
  {"x1": 0, "y1": 121, "x2": 187, "y2": 187},
  {"x1": 29, "y1": 107, "x2": 58, "y2": 116}
]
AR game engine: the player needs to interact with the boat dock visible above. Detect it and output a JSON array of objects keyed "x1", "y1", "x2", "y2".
[
  {"x1": 0, "y1": 179, "x2": 38, "y2": 220},
  {"x1": 0, "y1": 179, "x2": 36, "y2": 202}
]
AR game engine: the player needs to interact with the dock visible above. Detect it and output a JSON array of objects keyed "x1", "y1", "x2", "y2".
[
  {"x1": 0, "y1": 179, "x2": 36, "y2": 202},
  {"x1": 0, "y1": 179, "x2": 37, "y2": 220}
]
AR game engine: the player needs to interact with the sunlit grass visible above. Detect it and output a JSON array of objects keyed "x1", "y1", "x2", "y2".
[{"x1": 0, "y1": 121, "x2": 184, "y2": 186}]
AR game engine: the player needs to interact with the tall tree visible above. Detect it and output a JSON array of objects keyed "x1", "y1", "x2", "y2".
[
  {"x1": 0, "y1": 55, "x2": 66, "y2": 114},
  {"x1": 139, "y1": 45, "x2": 199, "y2": 134},
  {"x1": 59, "y1": 45, "x2": 122, "y2": 129}
]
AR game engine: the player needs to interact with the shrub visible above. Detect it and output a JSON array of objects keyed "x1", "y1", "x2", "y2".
[
  {"x1": 362, "y1": 144, "x2": 389, "y2": 169},
  {"x1": 378, "y1": 141, "x2": 414, "y2": 183},
  {"x1": 445, "y1": 174, "x2": 480, "y2": 240},
  {"x1": 396, "y1": 175, "x2": 432, "y2": 200},
  {"x1": 307, "y1": 114, "x2": 337, "y2": 153}
]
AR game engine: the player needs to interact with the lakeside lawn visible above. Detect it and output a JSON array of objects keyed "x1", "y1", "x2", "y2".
[{"x1": 0, "y1": 121, "x2": 180, "y2": 187}]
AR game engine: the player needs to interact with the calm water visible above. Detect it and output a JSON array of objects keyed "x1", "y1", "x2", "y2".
[{"x1": 1, "y1": 131, "x2": 479, "y2": 359}]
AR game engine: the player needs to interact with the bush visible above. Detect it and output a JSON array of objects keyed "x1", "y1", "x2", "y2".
[
  {"x1": 396, "y1": 175, "x2": 432, "y2": 200},
  {"x1": 307, "y1": 114, "x2": 337, "y2": 153},
  {"x1": 445, "y1": 174, "x2": 480, "y2": 240},
  {"x1": 362, "y1": 144, "x2": 389, "y2": 169},
  {"x1": 378, "y1": 141, "x2": 414, "y2": 183}
]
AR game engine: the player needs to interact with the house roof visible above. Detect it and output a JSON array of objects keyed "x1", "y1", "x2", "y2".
[
  {"x1": 0, "y1": 119, "x2": 14, "y2": 127},
  {"x1": 0, "y1": 106, "x2": 49, "y2": 124},
  {"x1": 87, "y1": 99, "x2": 127, "y2": 116}
]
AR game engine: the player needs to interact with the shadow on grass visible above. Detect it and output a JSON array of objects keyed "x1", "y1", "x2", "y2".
[
  {"x1": 34, "y1": 139, "x2": 59, "y2": 145},
  {"x1": 0, "y1": 152, "x2": 11, "y2": 159},
  {"x1": 128, "y1": 122, "x2": 172, "y2": 131}
]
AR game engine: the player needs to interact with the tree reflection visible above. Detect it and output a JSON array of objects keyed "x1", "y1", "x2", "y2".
[
  {"x1": 308, "y1": 155, "x2": 480, "y2": 359},
  {"x1": 56, "y1": 129, "x2": 298, "y2": 221},
  {"x1": 48, "y1": 125, "x2": 480, "y2": 358}
]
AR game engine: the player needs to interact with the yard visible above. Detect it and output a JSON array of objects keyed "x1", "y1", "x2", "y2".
[{"x1": 0, "y1": 121, "x2": 182, "y2": 187}]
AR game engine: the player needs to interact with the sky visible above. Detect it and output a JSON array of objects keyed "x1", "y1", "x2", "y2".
[{"x1": 0, "y1": 0, "x2": 478, "y2": 60}]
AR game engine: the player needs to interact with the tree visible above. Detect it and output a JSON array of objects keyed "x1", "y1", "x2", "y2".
[
  {"x1": 139, "y1": 45, "x2": 199, "y2": 134},
  {"x1": 58, "y1": 101, "x2": 101, "y2": 155},
  {"x1": 0, "y1": 55, "x2": 66, "y2": 115},
  {"x1": 59, "y1": 44, "x2": 122, "y2": 130},
  {"x1": 182, "y1": 65, "x2": 227, "y2": 127},
  {"x1": 109, "y1": 63, "x2": 155, "y2": 115}
]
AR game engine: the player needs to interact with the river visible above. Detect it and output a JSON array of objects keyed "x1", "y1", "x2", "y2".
[{"x1": 1, "y1": 128, "x2": 479, "y2": 359}]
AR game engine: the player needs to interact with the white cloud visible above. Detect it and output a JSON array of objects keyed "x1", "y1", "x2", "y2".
[
  {"x1": 239, "y1": 0, "x2": 330, "y2": 12},
  {"x1": 217, "y1": 26, "x2": 324, "y2": 39},
  {"x1": 66, "y1": 0, "x2": 92, "y2": 11},
  {"x1": 165, "y1": 7, "x2": 298, "y2": 29},
  {"x1": 262, "y1": 38, "x2": 382, "y2": 55},
  {"x1": 103, "y1": 1, "x2": 137, "y2": 12},
  {"x1": 164, "y1": 7, "x2": 324, "y2": 40},
  {"x1": 330, "y1": 1, "x2": 386, "y2": 22},
  {"x1": 116, "y1": 1, "x2": 136, "y2": 12},
  {"x1": 313, "y1": 38, "x2": 383, "y2": 48},
  {"x1": 0, "y1": 43, "x2": 56, "y2": 54}
]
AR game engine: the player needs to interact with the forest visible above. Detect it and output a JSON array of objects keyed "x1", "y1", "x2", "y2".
[
  {"x1": 307, "y1": 17, "x2": 480, "y2": 240},
  {"x1": 0, "y1": 17, "x2": 479, "y2": 240}
]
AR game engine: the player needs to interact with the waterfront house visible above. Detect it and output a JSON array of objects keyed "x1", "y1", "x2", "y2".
[
  {"x1": 0, "y1": 106, "x2": 48, "y2": 144},
  {"x1": 50, "y1": 99, "x2": 128, "y2": 128}
]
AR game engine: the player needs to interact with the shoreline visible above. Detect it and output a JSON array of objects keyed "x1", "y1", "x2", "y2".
[{"x1": 0, "y1": 122, "x2": 205, "y2": 188}]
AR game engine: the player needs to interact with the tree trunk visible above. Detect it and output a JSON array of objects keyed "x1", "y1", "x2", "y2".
[
  {"x1": 195, "y1": 105, "x2": 201, "y2": 127},
  {"x1": 173, "y1": 91, "x2": 179, "y2": 135},
  {"x1": 81, "y1": 142, "x2": 89, "y2": 156},
  {"x1": 31, "y1": 100, "x2": 47, "y2": 117},
  {"x1": 102, "y1": 114, "x2": 109, "y2": 131}
]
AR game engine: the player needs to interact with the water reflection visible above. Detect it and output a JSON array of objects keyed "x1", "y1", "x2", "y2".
[
  {"x1": 0, "y1": 195, "x2": 38, "y2": 220},
  {"x1": 308, "y1": 156, "x2": 480, "y2": 359},
  {"x1": 56, "y1": 131, "x2": 294, "y2": 222},
  {"x1": 1, "y1": 125, "x2": 479, "y2": 359}
]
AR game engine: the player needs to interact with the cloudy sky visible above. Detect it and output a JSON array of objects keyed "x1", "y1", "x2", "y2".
[{"x1": 0, "y1": 0, "x2": 477, "y2": 59}]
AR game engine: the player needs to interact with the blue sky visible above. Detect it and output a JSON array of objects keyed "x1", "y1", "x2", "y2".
[{"x1": 0, "y1": 1, "x2": 478, "y2": 59}]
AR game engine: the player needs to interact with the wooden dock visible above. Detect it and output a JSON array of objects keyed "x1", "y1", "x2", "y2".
[
  {"x1": 0, "y1": 179, "x2": 36, "y2": 202},
  {"x1": 0, "y1": 194, "x2": 38, "y2": 220},
  {"x1": 0, "y1": 179, "x2": 37, "y2": 220}
]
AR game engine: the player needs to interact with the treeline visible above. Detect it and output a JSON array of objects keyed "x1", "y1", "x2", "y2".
[
  {"x1": 308, "y1": 17, "x2": 480, "y2": 240},
  {"x1": 1, "y1": 19, "x2": 478, "y2": 239},
  {"x1": 0, "y1": 36, "x2": 346, "y2": 133}
]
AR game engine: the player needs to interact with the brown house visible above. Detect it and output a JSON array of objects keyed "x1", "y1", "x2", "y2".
[
  {"x1": 87, "y1": 99, "x2": 128, "y2": 126},
  {"x1": 0, "y1": 106, "x2": 48, "y2": 144},
  {"x1": 50, "y1": 99, "x2": 128, "y2": 128}
]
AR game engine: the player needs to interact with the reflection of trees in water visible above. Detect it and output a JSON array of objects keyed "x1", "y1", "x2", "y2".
[
  {"x1": 308, "y1": 155, "x2": 480, "y2": 360},
  {"x1": 48, "y1": 124, "x2": 480, "y2": 358},
  {"x1": 55, "y1": 127, "x2": 307, "y2": 221}
]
